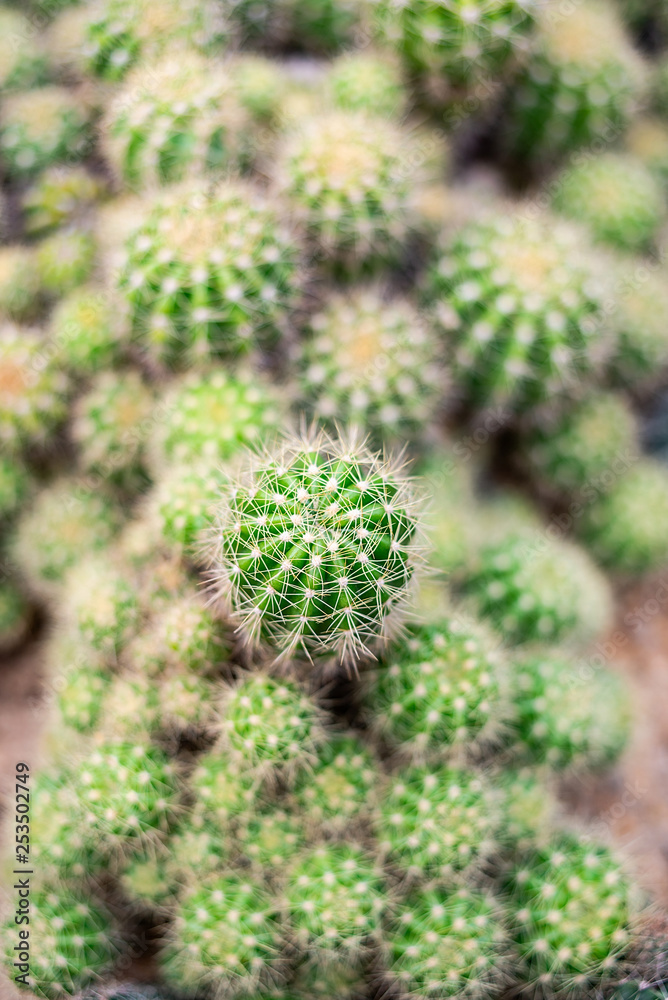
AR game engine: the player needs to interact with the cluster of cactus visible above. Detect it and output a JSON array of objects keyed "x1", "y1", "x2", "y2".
[{"x1": 0, "y1": 86, "x2": 90, "y2": 177}]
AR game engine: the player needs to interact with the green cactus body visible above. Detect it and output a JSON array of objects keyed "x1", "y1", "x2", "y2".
[
  {"x1": 31, "y1": 769, "x2": 104, "y2": 882},
  {"x1": 425, "y1": 211, "x2": 609, "y2": 413},
  {"x1": 162, "y1": 874, "x2": 283, "y2": 996},
  {"x1": 512, "y1": 654, "x2": 631, "y2": 770},
  {"x1": 506, "y1": 1, "x2": 646, "y2": 165},
  {"x1": 63, "y1": 554, "x2": 140, "y2": 660},
  {"x1": 129, "y1": 593, "x2": 227, "y2": 676},
  {"x1": 523, "y1": 392, "x2": 639, "y2": 498},
  {"x1": 277, "y1": 112, "x2": 416, "y2": 270},
  {"x1": 0, "y1": 86, "x2": 90, "y2": 177},
  {"x1": 327, "y1": 52, "x2": 406, "y2": 117},
  {"x1": 118, "y1": 182, "x2": 301, "y2": 367},
  {"x1": 72, "y1": 371, "x2": 154, "y2": 483},
  {"x1": 154, "y1": 668, "x2": 219, "y2": 738},
  {"x1": 36, "y1": 228, "x2": 96, "y2": 297},
  {"x1": 147, "y1": 462, "x2": 224, "y2": 553},
  {"x1": 0, "y1": 455, "x2": 30, "y2": 519},
  {"x1": 238, "y1": 802, "x2": 307, "y2": 870},
  {"x1": 54, "y1": 655, "x2": 112, "y2": 734},
  {"x1": 50, "y1": 287, "x2": 121, "y2": 375},
  {"x1": 119, "y1": 846, "x2": 175, "y2": 912},
  {"x1": 578, "y1": 460, "x2": 668, "y2": 574},
  {"x1": 377, "y1": 766, "x2": 498, "y2": 883},
  {"x1": 0, "y1": 580, "x2": 30, "y2": 651},
  {"x1": 285, "y1": 844, "x2": 387, "y2": 963},
  {"x1": 23, "y1": 166, "x2": 104, "y2": 237},
  {"x1": 293, "y1": 733, "x2": 380, "y2": 834},
  {"x1": 229, "y1": 0, "x2": 362, "y2": 53},
  {"x1": 292, "y1": 959, "x2": 367, "y2": 1000},
  {"x1": 626, "y1": 117, "x2": 668, "y2": 187},
  {"x1": 2, "y1": 887, "x2": 117, "y2": 998},
  {"x1": 298, "y1": 288, "x2": 442, "y2": 444},
  {"x1": 102, "y1": 671, "x2": 160, "y2": 739},
  {"x1": 462, "y1": 530, "x2": 614, "y2": 645},
  {"x1": 222, "y1": 673, "x2": 325, "y2": 782},
  {"x1": 499, "y1": 767, "x2": 558, "y2": 852},
  {"x1": 104, "y1": 53, "x2": 250, "y2": 189},
  {"x1": 0, "y1": 246, "x2": 42, "y2": 320},
  {"x1": 232, "y1": 55, "x2": 288, "y2": 122},
  {"x1": 0, "y1": 9, "x2": 48, "y2": 90},
  {"x1": 386, "y1": 886, "x2": 507, "y2": 999},
  {"x1": 506, "y1": 836, "x2": 635, "y2": 992},
  {"x1": 190, "y1": 747, "x2": 255, "y2": 826},
  {"x1": 45, "y1": 5, "x2": 90, "y2": 79},
  {"x1": 375, "y1": 0, "x2": 535, "y2": 107},
  {"x1": 212, "y1": 430, "x2": 419, "y2": 662},
  {"x1": 367, "y1": 617, "x2": 508, "y2": 760},
  {"x1": 553, "y1": 154, "x2": 665, "y2": 254},
  {"x1": 610, "y1": 272, "x2": 668, "y2": 393},
  {"x1": 167, "y1": 816, "x2": 231, "y2": 884}
]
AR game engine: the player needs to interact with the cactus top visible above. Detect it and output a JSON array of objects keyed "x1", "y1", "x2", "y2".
[{"x1": 212, "y1": 430, "x2": 420, "y2": 662}]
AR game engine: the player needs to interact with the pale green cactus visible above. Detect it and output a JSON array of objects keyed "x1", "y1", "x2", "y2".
[
  {"x1": 0, "y1": 86, "x2": 90, "y2": 177},
  {"x1": 23, "y1": 166, "x2": 104, "y2": 236},
  {"x1": 0, "y1": 8, "x2": 48, "y2": 90},
  {"x1": 326, "y1": 51, "x2": 406, "y2": 117},
  {"x1": 0, "y1": 246, "x2": 42, "y2": 321},
  {"x1": 293, "y1": 732, "x2": 381, "y2": 834},
  {"x1": 0, "y1": 455, "x2": 30, "y2": 520},
  {"x1": 146, "y1": 462, "x2": 225, "y2": 553},
  {"x1": 1, "y1": 321, "x2": 68, "y2": 456},
  {"x1": 49, "y1": 286, "x2": 122, "y2": 376},
  {"x1": 35, "y1": 228, "x2": 96, "y2": 297},
  {"x1": 61, "y1": 553, "x2": 140, "y2": 661}
]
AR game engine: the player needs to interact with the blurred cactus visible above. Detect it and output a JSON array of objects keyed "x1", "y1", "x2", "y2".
[
  {"x1": 0, "y1": 324, "x2": 69, "y2": 455},
  {"x1": 293, "y1": 732, "x2": 380, "y2": 833},
  {"x1": 0, "y1": 581, "x2": 30, "y2": 652},
  {"x1": 61, "y1": 554, "x2": 140, "y2": 661},
  {"x1": 229, "y1": 0, "x2": 363, "y2": 53},
  {"x1": 36, "y1": 228, "x2": 96, "y2": 297},
  {"x1": 0, "y1": 455, "x2": 30, "y2": 520},
  {"x1": 326, "y1": 51, "x2": 406, "y2": 117},
  {"x1": 0, "y1": 247, "x2": 42, "y2": 321},
  {"x1": 0, "y1": 86, "x2": 90, "y2": 177},
  {"x1": 128, "y1": 592, "x2": 228, "y2": 677},
  {"x1": 609, "y1": 271, "x2": 668, "y2": 393},
  {"x1": 626, "y1": 117, "x2": 668, "y2": 187},
  {"x1": 232, "y1": 54, "x2": 289, "y2": 122},
  {"x1": 49, "y1": 287, "x2": 122, "y2": 376},
  {"x1": 0, "y1": 9, "x2": 48, "y2": 90},
  {"x1": 23, "y1": 166, "x2": 104, "y2": 237},
  {"x1": 146, "y1": 462, "x2": 224, "y2": 553}
]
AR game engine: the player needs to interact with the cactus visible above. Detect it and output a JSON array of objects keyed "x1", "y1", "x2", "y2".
[
  {"x1": 11, "y1": 480, "x2": 119, "y2": 598},
  {"x1": 167, "y1": 815, "x2": 231, "y2": 883},
  {"x1": 229, "y1": 0, "x2": 362, "y2": 53},
  {"x1": 374, "y1": 0, "x2": 535, "y2": 108},
  {"x1": 61, "y1": 554, "x2": 140, "y2": 661},
  {"x1": 505, "y1": 835, "x2": 636, "y2": 993},
  {"x1": 461, "y1": 529, "x2": 614, "y2": 646},
  {"x1": 103, "y1": 53, "x2": 251, "y2": 190},
  {"x1": 366, "y1": 617, "x2": 508, "y2": 761},
  {"x1": 128, "y1": 592, "x2": 228, "y2": 676},
  {"x1": 190, "y1": 746, "x2": 255, "y2": 826},
  {"x1": 292, "y1": 959, "x2": 368, "y2": 1000},
  {"x1": 0, "y1": 86, "x2": 90, "y2": 177},
  {"x1": 54, "y1": 653, "x2": 112, "y2": 734},
  {"x1": 118, "y1": 181, "x2": 301, "y2": 367},
  {"x1": 71, "y1": 371, "x2": 154, "y2": 484},
  {"x1": 578, "y1": 460, "x2": 668, "y2": 575},
  {"x1": 0, "y1": 246, "x2": 42, "y2": 320},
  {"x1": 626, "y1": 117, "x2": 668, "y2": 187},
  {"x1": 0, "y1": 455, "x2": 30, "y2": 520},
  {"x1": 154, "y1": 668, "x2": 219, "y2": 740},
  {"x1": 36, "y1": 228, "x2": 96, "y2": 298},
  {"x1": 277, "y1": 111, "x2": 416, "y2": 270},
  {"x1": 424, "y1": 211, "x2": 610, "y2": 413},
  {"x1": 522, "y1": 392, "x2": 639, "y2": 499},
  {"x1": 386, "y1": 886, "x2": 507, "y2": 999},
  {"x1": 238, "y1": 801, "x2": 308, "y2": 870},
  {"x1": 499, "y1": 767, "x2": 558, "y2": 852},
  {"x1": 609, "y1": 271, "x2": 668, "y2": 394},
  {"x1": 31, "y1": 767, "x2": 104, "y2": 882},
  {"x1": 297, "y1": 287, "x2": 442, "y2": 444},
  {"x1": 285, "y1": 843, "x2": 387, "y2": 962},
  {"x1": 553, "y1": 154, "x2": 665, "y2": 254},
  {"x1": 326, "y1": 52, "x2": 406, "y2": 118},
  {"x1": 161, "y1": 873, "x2": 283, "y2": 996},
  {"x1": 512, "y1": 653, "x2": 631, "y2": 770},
  {"x1": 0, "y1": 324, "x2": 69, "y2": 455},
  {"x1": 2, "y1": 886, "x2": 118, "y2": 999},
  {"x1": 118, "y1": 847, "x2": 175, "y2": 913},
  {"x1": 221, "y1": 672, "x2": 325, "y2": 782},
  {"x1": 232, "y1": 55, "x2": 288, "y2": 122},
  {"x1": 293, "y1": 733, "x2": 380, "y2": 834},
  {"x1": 0, "y1": 580, "x2": 30, "y2": 652},
  {"x1": 82, "y1": 0, "x2": 226, "y2": 80},
  {"x1": 23, "y1": 166, "x2": 104, "y2": 237},
  {"x1": 376, "y1": 765, "x2": 498, "y2": 883},
  {"x1": 505, "y1": 1, "x2": 646, "y2": 166},
  {"x1": 101, "y1": 671, "x2": 159, "y2": 739},
  {"x1": 0, "y1": 9, "x2": 48, "y2": 90},
  {"x1": 50, "y1": 287, "x2": 122, "y2": 376},
  {"x1": 147, "y1": 462, "x2": 225, "y2": 553}
]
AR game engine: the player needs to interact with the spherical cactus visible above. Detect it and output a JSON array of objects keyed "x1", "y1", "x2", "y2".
[
  {"x1": 626, "y1": 117, "x2": 668, "y2": 187},
  {"x1": 167, "y1": 815, "x2": 231, "y2": 884},
  {"x1": 2, "y1": 887, "x2": 118, "y2": 999},
  {"x1": 101, "y1": 670, "x2": 159, "y2": 739},
  {"x1": 461, "y1": 530, "x2": 614, "y2": 646},
  {"x1": 162, "y1": 873, "x2": 283, "y2": 996},
  {"x1": 578, "y1": 460, "x2": 668, "y2": 575},
  {"x1": 499, "y1": 767, "x2": 558, "y2": 852},
  {"x1": 221, "y1": 672, "x2": 325, "y2": 782},
  {"x1": 54, "y1": 654, "x2": 112, "y2": 734},
  {"x1": 35, "y1": 228, "x2": 96, "y2": 297},
  {"x1": 154, "y1": 668, "x2": 219, "y2": 739},
  {"x1": 0, "y1": 86, "x2": 90, "y2": 177},
  {"x1": 0, "y1": 455, "x2": 30, "y2": 520},
  {"x1": 23, "y1": 165, "x2": 104, "y2": 237},
  {"x1": 386, "y1": 886, "x2": 507, "y2": 999},
  {"x1": 30, "y1": 767, "x2": 103, "y2": 882},
  {"x1": 285, "y1": 844, "x2": 387, "y2": 963},
  {"x1": 375, "y1": 0, "x2": 535, "y2": 107},
  {"x1": 292, "y1": 957, "x2": 368, "y2": 1000},
  {"x1": 190, "y1": 747, "x2": 255, "y2": 827},
  {"x1": 522, "y1": 392, "x2": 639, "y2": 499},
  {"x1": 326, "y1": 51, "x2": 406, "y2": 118},
  {"x1": 277, "y1": 112, "x2": 416, "y2": 270},
  {"x1": 365, "y1": 616, "x2": 508, "y2": 761},
  {"x1": 71, "y1": 370, "x2": 154, "y2": 484},
  {"x1": 297, "y1": 287, "x2": 442, "y2": 444},
  {"x1": 505, "y1": 1, "x2": 646, "y2": 166},
  {"x1": 0, "y1": 325, "x2": 69, "y2": 455},
  {"x1": 118, "y1": 846, "x2": 175, "y2": 913},
  {"x1": 424, "y1": 211, "x2": 610, "y2": 413},
  {"x1": 232, "y1": 55, "x2": 288, "y2": 122},
  {"x1": 129, "y1": 592, "x2": 228, "y2": 677},
  {"x1": 211, "y1": 429, "x2": 420, "y2": 663},
  {"x1": 0, "y1": 246, "x2": 42, "y2": 320},
  {"x1": 11, "y1": 480, "x2": 119, "y2": 598},
  {"x1": 103, "y1": 53, "x2": 251, "y2": 189},
  {"x1": 82, "y1": 0, "x2": 226, "y2": 80},
  {"x1": 0, "y1": 9, "x2": 48, "y2": 90},
  {"x1": 609, "y1": 271, "x2": 668, "y2": 394},
  {"x1": 505, "y1": 835, "x2": 636, "y2": 993},
  {"x1": 376, "y1": 766, "x2": 499, "y2": 883},
  {"x1": 553, "y1": 154, "x2": 665, "y2": 254},
  {"x1": 0, "y1": 580, "x2": 30, "y2": 652},
  {"x1": 293, "y1": 732, "x2": 381, "y2": 834},
  {"x1": 238, "y1": 801, "x2": 307, "y2": 870},
  {"x1": 146, "y1": 462, "x2": 225, "y2": 553},
  {"x1": 49, "y1": 286, "x2": 122, "y2": 376},
  {"x1": 61, "y1": 553, "x2": 140, "y2": 661},
  {"x1": 118, "y1": 181, "x2": 301, "y2": 367}
]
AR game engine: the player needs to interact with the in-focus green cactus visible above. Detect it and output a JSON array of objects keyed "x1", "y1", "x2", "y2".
[
  {"x1": 0, "y1": 246, "x2": 42, "y2": 321},
  {"x1": 293, "y1": 732, "x2": 380, "y2": 834},
  {"x1": 366, "y1": 617, "x2": 508, "y2": 760},
  {"x1": 609, "y1": 272, "x2": 668, "y2": 394},
  {"x1": 23, "y1": 166, "x2": 104, "y2": 237},
  {"x1": 0, "y1": 580, "x2": 30, "y2": 652},
  {"x1": 326, "y1": 51, "x2": 406, "y2": 117},
  {"x1": 505, "y1": 1, "x2": 646, "y2": 166},
  {"x1": 512, "y1": 654, "x2": 631, "y2": 770},
  {"x1": 425, "y1": 211, "x2": 610, "y2": 413},
  {"x1": 49, "y1": 287, "x2": 122, "y2": 376},
  {"x1": 146, "y1": 462, "x2": 224, "y2": 553},
  {"x1": 0, "y1": 9, "x2": 48, "y2": 90},
  {"x1": 36, "y1": 228, "x2": 96, "y2": 298},
  {"x1": 277, "y1": 112, "x2": 416, "y2": 270},
  {"x1": 377, "y1": 766, "x2": 498, "y2": 883},
  {"x1": 0, "y1": 325, "x2": 69, "y2": 455},
  {"x1": 461, "y1": 530, "x2": 613, "y2": 645},
  {"x1": 62, "y1": 553, "x2": 140, "y2": 661},
  {"x1": 298, "y1": 287, "x2": 442, "y2": 444},
  {"x1": 211, "y1": 429, "x2": 420, "y2": 662},
  {"x1": 578, "y1": 460, "x2": 668, "y2": 575},
  {"x1": 553, "y1": 154, "x2": 665, "y2": 253},
  {"x1": 386, "y1": 886, "x2": 507, "y2": 999},
  {"x1": 103, "y1": 53, "x2": 250, "y2": 189},
  {"x1": 118, "y1": 182, "x2": 301, "y2": 367},
  {"x1": 0, "y1": 86, "x2": 90, "y2": 177}
]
